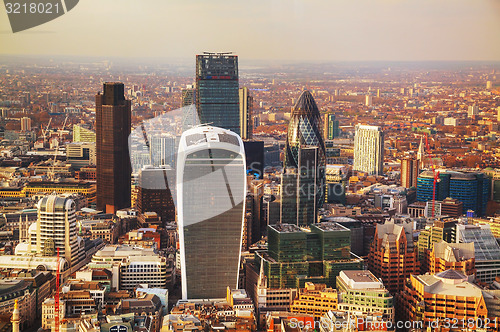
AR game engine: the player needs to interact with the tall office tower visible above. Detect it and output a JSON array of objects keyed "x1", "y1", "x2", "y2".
[
  {"x1": 353, "y1": 125, "x2": 384, "y2": 175},
  {"x1": 239, "y1": 87, "x2": 253, "y2": 140},
  {"x1": 401, "y1": 157, "x2": 419, "y2": 188},
  {"x1": 177, "y1": 126, "x2": 246, "y2": 299},
  {"x1": 487, "y1": 81, "x2": 493, "y2": 90},
  {"x1": 497, "y1": 106, "x2": 500, "y2": 122},
  {"x1": 28, "y1": 195, "x2": 79, "y2": 267},
  {"x1": 367, "y1": 222, "x2": 419, "y2": 294},
  {"x1": 96, "y1": 82, "x2": 131, "y2": 214},
  {"x1": 323, "y1": 114, "x2": 339, "y2": 140},
  {"x1": 73, "y1": 124, "x2": 96, "y2": 143},
  {"x1": 196, "y1": 53, "x2": 240, "y2": 134},
  {"x1": 20, "y1": 117, "x2": 31, "y2": 131},
  {"x1": 137, "y1": 165, "x2": 176, "y2": 224},
  {"x1": 281, "y1": 91, "x2": 326, "y2": 226},
  {"x1": 181, "y1": 86, "x2": 198, "y2": 132}
]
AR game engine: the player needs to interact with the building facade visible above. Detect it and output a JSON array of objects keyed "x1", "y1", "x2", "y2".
[
  {"x1": 177, "y1": 126, "x2": 246, "y2": 299},
  {"x1": 367, "y1": 222, "x2": 419, "y2": 294},
  {"x1": 281, "y1": 91, "x2": 326, "y2": 226},
  {"x1": 196, "y1": 53, "x2": 240, "y2": 134},
  {"x1": 353, "y1": 125, "x2": 384, "y2": 175},
  {"x1": 96, "y1": 82, "x2": 131, "y2": 213}
]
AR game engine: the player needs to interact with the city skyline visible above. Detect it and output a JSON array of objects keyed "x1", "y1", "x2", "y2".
[{"x1": 0, "y1": 0, "x2": 500, "y2": 62}]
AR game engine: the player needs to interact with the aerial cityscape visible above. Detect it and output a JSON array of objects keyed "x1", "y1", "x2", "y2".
[{"x1": 1, "y1": 1, "x2": 500, "y2": 332}]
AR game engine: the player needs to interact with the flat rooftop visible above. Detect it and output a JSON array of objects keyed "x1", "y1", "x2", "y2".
[{"x1": 342, "y1": 270, "x2": 379, "y2": 283}]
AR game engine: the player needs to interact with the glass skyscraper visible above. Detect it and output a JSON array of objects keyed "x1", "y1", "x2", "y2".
[
  {"x1": 281, "y1": 91, "x2": 326, "y2": 226},
  {"x1": 196, "y1": 53, "x2": 239, "y2": 134},
  {"x1": 177, "y1": 126, "x2": 246, "y2": 299}
]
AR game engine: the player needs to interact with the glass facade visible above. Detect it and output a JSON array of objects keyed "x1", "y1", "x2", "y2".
[
  {"x1": 96, "y1": 82, "x2": 131, "y2": 213},
  {"x1": 178, "y1": 127, "x2": 246, "y2": 299},
  {"x1": 282, "y1": 91, "x2": 326, "y2": 226},
  {"x1": 417, "y1": 171, "x2": 490, "y2": 216},
  {"x1": 258, "y1": 223, "x2": 362, "y2": 289},
  {"x1": 196, "y1": 54, "x2": 239, "y2": 134}
]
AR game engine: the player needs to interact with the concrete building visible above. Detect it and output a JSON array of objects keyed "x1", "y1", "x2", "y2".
[
  {"x1": 426, "y1": 241, "x2": 476, "y2": 276},
  {"x1": 398, "y1": 270, "x2": 500, "y2": 329},
  {"x1": 353, "y1": 125, "x2": 384, "y2": 175},
  {"x1": 290, "y1": 283, "x2": 338, "y2": 318},
  {"x1": 367, "y1": 222, "x2": 419, "y2": 294},
  {"x1": 336, "y1": 270, "x2": 394, "y2": 322}
]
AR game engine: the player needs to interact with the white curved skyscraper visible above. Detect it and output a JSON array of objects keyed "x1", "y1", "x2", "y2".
[{"x1": 177, "y1": 126, "x2": 246, "y2": 299}]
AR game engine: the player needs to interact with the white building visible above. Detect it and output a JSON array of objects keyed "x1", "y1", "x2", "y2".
[
  {"x1": 28, "y1": 195, "x2": 80, "y2": 267},
  {"x1": 353, "y1": 125, "x2": 384, "y2": 175}
]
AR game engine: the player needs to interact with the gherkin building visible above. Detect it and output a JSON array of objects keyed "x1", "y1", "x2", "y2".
[{"x1": 281, "y1": 90, "x2": 326, "y2": 226}]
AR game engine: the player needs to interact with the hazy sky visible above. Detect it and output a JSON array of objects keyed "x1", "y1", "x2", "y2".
[{"x1": 1, "y1": 0, "x2": 500, "y2": 62}]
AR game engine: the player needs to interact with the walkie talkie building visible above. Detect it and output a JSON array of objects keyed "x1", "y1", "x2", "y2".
[{"x1": 177, "y1": 126, "x2": 246, "y2": 299}]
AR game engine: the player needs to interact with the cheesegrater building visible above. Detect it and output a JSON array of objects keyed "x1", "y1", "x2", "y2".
[{"x1": 177, "y1": 126, "x2": 246, "y2": 299}]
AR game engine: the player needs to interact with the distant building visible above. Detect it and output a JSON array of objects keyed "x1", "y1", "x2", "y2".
[
  {"x1": 20, "y1": 117, "x2": 31, "y2": 132},
  {"x1": 323, "y1": 114, "x2": 340, "y2": 140},
  {"x1": 240, "y1": 87, "x2": 253, "y2": 140},
  {"x1": 66, "y1": 142, "x2": 96, "y2": 170},
  {"x1": 353, "y1": 125, "x2": 384, "y2": 175},
  {"x1": 468, "y1": 105, "x2": 479, "y2": 117},
  {"x1": 73, "y1": 124, "x2": 96, "y2": 143},
  {"x1": 417, "y1": 170, "x2": 489, "y2": 216},
  {"x1": 196, "y1": 53, "x2": 240, "y2": 134},
  {"x1": 400, "y1": 157, "x2": 419, "y2": 188}
]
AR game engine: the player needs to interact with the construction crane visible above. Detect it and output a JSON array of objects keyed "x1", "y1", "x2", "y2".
[
  {"x1": 57, "y1": 116, "x2": 69, "y2": 138},
  {"x1": 41, "y1": 117, "x2": 52, "y2": 145},
  {"x1": 55, "y1": 247, "x2": 60, "y2": 332},
  {"x1": 425, "y1": 134, "x2": 440, "y2": 218}
]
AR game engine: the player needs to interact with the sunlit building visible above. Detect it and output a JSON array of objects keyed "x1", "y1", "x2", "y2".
[{"x1": 177, "y1": 126, "x2": 246, "y2": 299}]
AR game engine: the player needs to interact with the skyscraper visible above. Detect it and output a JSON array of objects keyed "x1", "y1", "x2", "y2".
[
  {"x1": 196, "y1": 53, "x2": 239, "y2": 134},
  {"x1": 353, "y1": 125, "x2": 384, "y2": 175},
  {"x1": 96, "y1": 82, "x2": 131, "y2": 213},
  {"x1": 28, "y1": 195, "x2": 79, "y2": 267},
  {"x1": 239, "y1": 87, "x2": 253, "y2": 140},
  {"x1": 281, "y1": 91, "x2": 326, "y2": 226},
  {"x1": 177, "y1": 126, "x2": 246, "y2": 299}
]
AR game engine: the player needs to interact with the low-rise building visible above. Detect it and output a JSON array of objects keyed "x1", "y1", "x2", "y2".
[
  {"x1": 336, "y1": 270, "x2": 394, "y2": 323},
  {"x1": 290, "y1": 283, "x2": 338, "y2": 318}
]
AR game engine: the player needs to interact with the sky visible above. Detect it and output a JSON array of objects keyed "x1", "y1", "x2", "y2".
[{"x1": 1, "y1": 0, "x2": 500, "y2": 63}]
